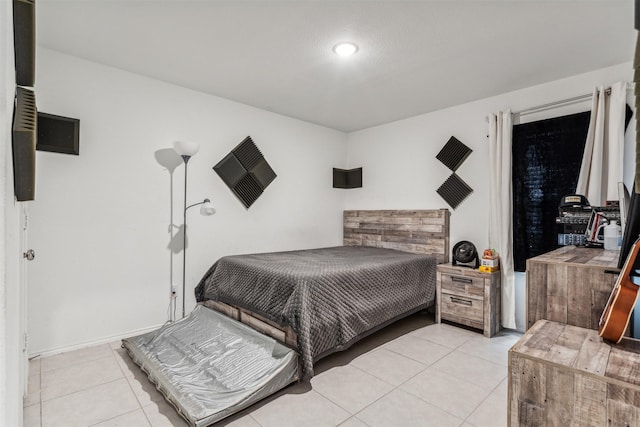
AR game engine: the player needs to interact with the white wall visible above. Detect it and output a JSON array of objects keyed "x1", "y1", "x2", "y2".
[
  {"x1": 29, "y1": 48, "x2": 347, "y2": 355},
  {"x1": 1, "y1": 1, "x2": 25, "y2": 425},
  {"x1": 29, "y1": 46, "x2": 636, "y2": 353},
  {"x1": 346, "y1": 62, "x2": 635, "y2": 331}
]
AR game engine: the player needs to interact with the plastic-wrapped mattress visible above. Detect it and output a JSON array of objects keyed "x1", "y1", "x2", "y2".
[{"x1": 122, "y1": 304, "x2": 299, "y2": 426}]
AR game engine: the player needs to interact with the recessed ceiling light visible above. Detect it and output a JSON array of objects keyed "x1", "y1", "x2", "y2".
[{"x1": 333, "y1": 42, "x2": 359, "y2": 57}]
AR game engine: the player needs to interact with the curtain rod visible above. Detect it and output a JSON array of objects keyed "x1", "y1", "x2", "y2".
[
  {"x1": 514, "y1": 88, "x2": 612, "y2": 117},
  {"x1": 484, "y1": 82, "x2": 634, "y2": 124}
]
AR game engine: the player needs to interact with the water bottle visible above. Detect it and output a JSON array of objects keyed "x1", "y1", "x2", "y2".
[{"x1": 604, "y1": 220, "x2": 621, "y2": 250}]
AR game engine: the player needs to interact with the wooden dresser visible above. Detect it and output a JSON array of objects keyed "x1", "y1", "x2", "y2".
[
  {"x1": 509, "y1": 320, "x2": 640, "y2": 426},
  {"x1": 526, "y1": 246, "x2": 620, "y2": 331},
  {"x1": 436, "y1": 263, "x2": 501, "y2": 337}
]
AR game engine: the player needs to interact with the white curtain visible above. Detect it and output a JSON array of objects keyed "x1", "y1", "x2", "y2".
[
  {"x1": 576, "y1": 82, "x2": 627, "y2": 205},
  {"x1": 488, "y1": 111, "x2": 516, "y2": 330}
]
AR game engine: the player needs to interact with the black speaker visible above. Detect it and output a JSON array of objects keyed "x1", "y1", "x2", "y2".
[
  {"x1": 37, "y1": 112, "x2": 80, "y2": 155},
  {"x1": 333, "y1": 167, "x2": 362, "y2": 189},
  {"x1": 636, "y1": 0, "x2": 639, "y2": 30},
  {"x1": 12, "y1": 87, "x2": 37, "y2": 201},
  {"x1": 13, "y1": 0, "x2": 35, "y2": 87}
]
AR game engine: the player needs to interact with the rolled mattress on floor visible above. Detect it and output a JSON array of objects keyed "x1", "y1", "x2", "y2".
[{"x1": 122, "y1": 304, "x2": 299, "y2": 427}]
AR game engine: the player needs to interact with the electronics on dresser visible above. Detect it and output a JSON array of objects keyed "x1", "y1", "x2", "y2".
[
  {"x1": 555, "y1": 194, "x2": 621, "y2": 247},
  {"x1": 556, "y1": 194, "x2": 591, "y2": 246},
  {"x1": 452, "y1": 241, "x2": 480, "y2": 268},
  {"x1": 584, "y1": 207, "x2": 621, "y2": 248}
]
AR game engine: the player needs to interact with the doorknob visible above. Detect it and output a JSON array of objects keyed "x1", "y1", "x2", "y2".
[{"x1": 23, "y1": 249, "x2": 35, "y2": 261}]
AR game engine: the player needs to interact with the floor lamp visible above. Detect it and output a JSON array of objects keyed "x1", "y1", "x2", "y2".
[{"x1": 173, "y1": 141, "x2": 216, "y2": 318}]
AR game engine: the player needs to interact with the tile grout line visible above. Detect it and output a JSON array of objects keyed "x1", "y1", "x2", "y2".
[
  {"x1": 38, "y1": 347, "x2": 115, "y2": 375},
  {"x1": 337, "y1": 415, "x2": 372, "y2": 427},
  {"x1": 312, "y1": 349, "x2": 425, "y2": 420},
  {"x1": 348, "y1": 362, "x2": 429, "y2": 390},
  {"x1": 39, "y1": 377, "x2": 124, "y2": 403},
  {"x1": 397, "y1": 369, "x2": 500, "y2": 423},
  {"x1": 347, "y1": 340, "x2": 463, "y2": 426},
  {"x1": 110, "y1": 343, "x2": 155, "y2": 427},
  {"x1": 35, "y1": 346, "x2": 119, "y2": 427},
  {"x1": 38, "y1": 351, "x2": 134, "y2": 426},
  {"x1": 85, "y1": 407, "x2": 147, "y2": 427},
  {"x1": 38, "y1": 352, "x2": 122, "y2": 403},
  {"x1": 319, "y1": 327, "x2": 498, "y2": 426},
  {"x1": 435, "y1": 353, "x2": 507, "y2": 391},
  {"x1": 329, "y1": 327, "x2": 499, "y2": 425},
  {"x1": 383, "y1": 341, "x2": 456, "y2": 369},
  {"x1": 308, "y1": 388, "x2": 358, "y2": 424},
  {"x1": 248, "y1": 414, "x2": 264, "y2": 427},
  {"x1": 39, "y1": 348, "x2": 127, "y2": 403},
  {"x1": 462, "y1": 377, "x2": 508, "y2": 426},
  {"x1": 358, "y1": 333, "x2": 499, "y2": 425}
]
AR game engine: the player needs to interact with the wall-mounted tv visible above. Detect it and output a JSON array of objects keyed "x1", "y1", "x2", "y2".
[{"x1": 12, "y1": 87, "x2": 37, "y2": 201}]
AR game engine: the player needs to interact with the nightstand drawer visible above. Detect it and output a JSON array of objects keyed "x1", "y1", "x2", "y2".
[
  {"x1": 441, "y1": 292, "x2": 484, "y2": 329},
  {"x1": 440, "y1": 273, "x2": 484, "y2": 299}
]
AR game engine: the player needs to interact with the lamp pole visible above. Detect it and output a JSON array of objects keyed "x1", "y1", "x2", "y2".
[
  {"x1": 181, "y1": 154, "x2": 190, "y2": 319},
  {"x1": 173, "y1": 140, "x2": 214, "y2": 320}
]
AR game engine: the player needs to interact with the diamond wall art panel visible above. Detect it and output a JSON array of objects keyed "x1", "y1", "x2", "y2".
[
  {"x1": 214, "y1": 136, "x2": 276, "y2": 208},
  {"x1": 436, "y1": 136, "x2": 473, "y2": 209}
]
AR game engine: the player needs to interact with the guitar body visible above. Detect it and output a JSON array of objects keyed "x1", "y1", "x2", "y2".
[
  {"x1": 598, "y1": 278, "x2": 639, "y2": 343},
  {"x1": 598, "y1": 237, "x2": 640, "y2": 343}
]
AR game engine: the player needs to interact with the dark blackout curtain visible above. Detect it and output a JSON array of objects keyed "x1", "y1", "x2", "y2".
[{"x1": 511, "y1": 112, "x2": 591, "y2": 272}]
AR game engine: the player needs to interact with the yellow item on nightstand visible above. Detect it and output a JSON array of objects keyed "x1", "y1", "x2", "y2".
[{"x1": 480, "y1": 248, "x2": 500, "y2": 273}]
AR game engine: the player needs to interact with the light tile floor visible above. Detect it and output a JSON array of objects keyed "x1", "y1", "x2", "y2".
[{"x1": 23, "y1": 313, "x2": 521, "y2": 427}]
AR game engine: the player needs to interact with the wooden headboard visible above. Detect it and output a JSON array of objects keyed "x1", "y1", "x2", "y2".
[{"x1": 343, "y1": 209, "x2": 450, "y2": 264}]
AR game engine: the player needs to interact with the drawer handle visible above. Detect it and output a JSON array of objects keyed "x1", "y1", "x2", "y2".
[
  {"x1": 450, "y1": 296, "x2": 473, "y2": 306},
  {"x1": 451, "y1": 276, "x2": 473, "y2": 284}
]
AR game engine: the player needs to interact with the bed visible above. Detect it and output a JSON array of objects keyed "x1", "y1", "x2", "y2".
[
  {"x1": 123, "y1": 209, "x2": 449, "y2": 426},
  {"x1": 195, "y1": 209, "x2": 450, "y2": 380}
]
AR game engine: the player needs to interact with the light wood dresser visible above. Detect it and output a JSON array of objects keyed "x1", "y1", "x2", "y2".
[
  {"x1": 435, "y1": 263, "x2": 501, "y2": 337},
  {"x1": 509, "y1": 319, "x2": 640, "y2": 426},
  {"x1": 526, "y1": 246, "x2": 620, "y2": 331}
]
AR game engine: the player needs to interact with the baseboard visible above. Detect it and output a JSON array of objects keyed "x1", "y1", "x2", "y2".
[{"x1": 28, "y1": 323, "x2": 165, "y2": 359}]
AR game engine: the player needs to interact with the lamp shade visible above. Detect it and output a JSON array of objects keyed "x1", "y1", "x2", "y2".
[
  {"x1": 200, "y1": 199, "x2": 216, "y2": 216},
  {"x1": 173, "y1": 140, "x2": 200, "y2": 157}
]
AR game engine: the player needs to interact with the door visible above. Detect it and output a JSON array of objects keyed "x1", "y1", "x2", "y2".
[{"x1": 19, "y1": 203, "x2": 34, "y2": 396}]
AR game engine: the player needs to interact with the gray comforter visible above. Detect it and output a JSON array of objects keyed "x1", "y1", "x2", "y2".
[{"x1": 195, "y1": 246, "x2": 436, "y2": 380}]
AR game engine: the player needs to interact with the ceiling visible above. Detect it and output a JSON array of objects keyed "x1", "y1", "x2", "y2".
[{"x1": 36, "y1": 1, "x2": 635, "y2": 132}]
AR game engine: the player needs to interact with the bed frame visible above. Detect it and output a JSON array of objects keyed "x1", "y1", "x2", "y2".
[
  {"x1": 343, "y1": 209, "x2": 450, "y2": 264},
  {"x1": 202, "y1": 209, "x2": 451, "y2": 350}
]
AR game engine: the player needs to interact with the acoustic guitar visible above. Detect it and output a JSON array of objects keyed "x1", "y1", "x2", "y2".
[{"x1": 598, "y1": 237, "x2": 640, "y2": 343}]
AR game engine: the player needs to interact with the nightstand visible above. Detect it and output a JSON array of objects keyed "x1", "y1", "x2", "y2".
[{"x1": 436, "y1": 263, "x2": 501, "y2": 337}]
